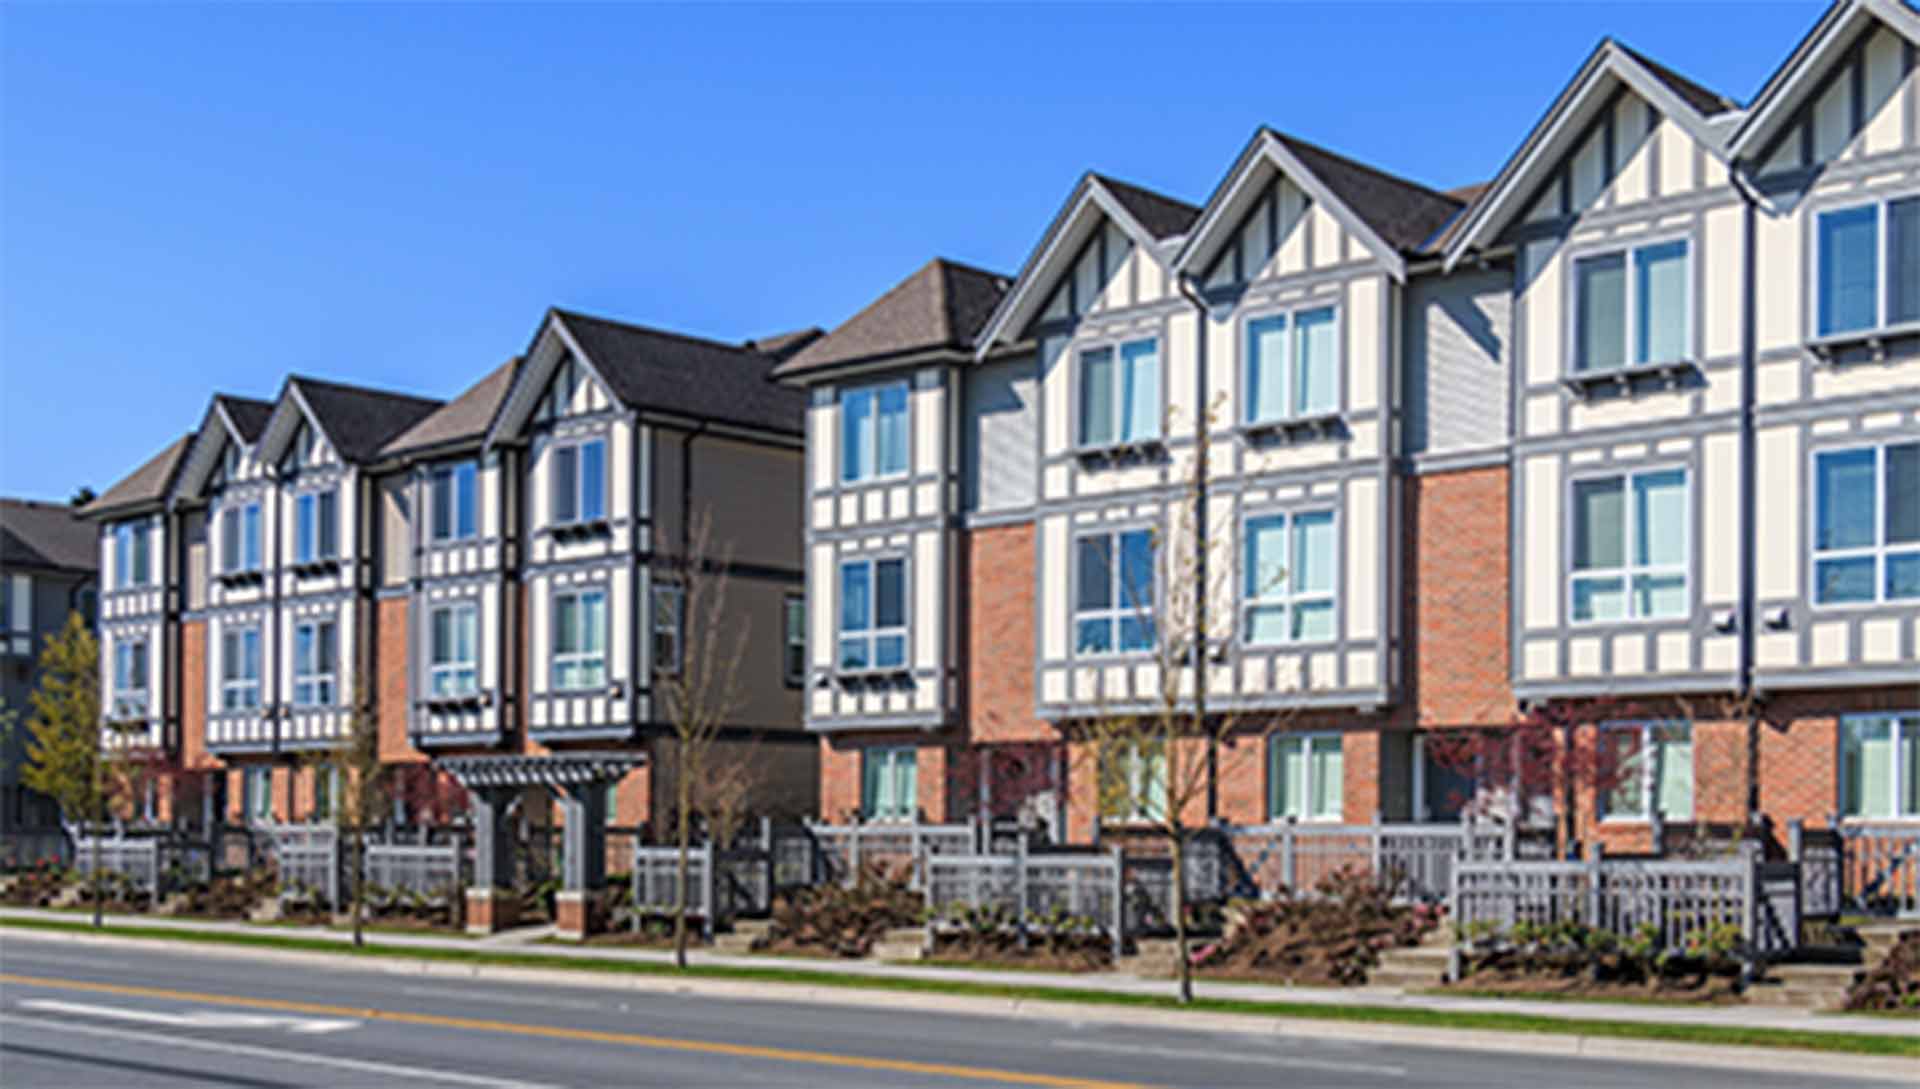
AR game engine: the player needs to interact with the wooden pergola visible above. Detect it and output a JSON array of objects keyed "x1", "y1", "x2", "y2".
[{"x1": 436, "y1": 751, "x2": 643, "y2": 893}]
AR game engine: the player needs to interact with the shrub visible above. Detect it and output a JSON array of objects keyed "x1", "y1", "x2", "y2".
[
  {"x1": 1845, "y1": 930, "x2": 1920, "y2": 1013},
  {"x1": 756, "y1": 865, "x2": 923, "y2": 958},
  {"x1": 1189, "y1": 866, "x2": 1440, "y2": 985}
]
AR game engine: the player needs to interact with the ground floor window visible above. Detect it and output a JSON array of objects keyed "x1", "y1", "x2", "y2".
[
  {"x1": 861, "y1": 747, "x2": 917, "y2": 821},
  {"x1": 245, "y1": 766, "x2": 273, "y2": 824},
  {"x1": 312, "y1": 767, "x2": 339, "y2": 821},
  {"x1": 1842, "y1": 712, "x2": 1920, "y2": 819},
  {"x1": 1270, "y1": 733, "x2": 1343, "y2": 822},
  {"x1": 1099, "y1": 740, "x2": 1166, "y2": 823},
  {"x1": 1600, "y1": 721, "x2": 1692, "y2": 821}
]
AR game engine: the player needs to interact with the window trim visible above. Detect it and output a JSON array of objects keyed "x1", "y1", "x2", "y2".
[
  {"x1": 651, "y1": 581, "x2": 684, "y2": 676},
  {"x1": 1566, "y1": 233, "x2": 1695, "y2": 376},
  {"x1": 836, "y1": 554, "x2": 909, "y2": 673},
  {"x1": 1071, "y1": 525, "x2": 1158, "y2": 659},
  {"x1": 1074, "y1": 334, "x2": 1164, "y2": 452},
  {"x1": 1240, "y1": 302, "x2": 1344, "y2": 427},
  {"x1": 549, "y1": 436, "x2": 608, "y2": 528},
  {"x1": 1565, "y1": 464, "x2": 1692, "y2": 627},
  {"x1": 1597, "y1": 720, "x2": 1694, "y2": 823},
  {"x1": 291, "y1": 618, "x2": 337, "y2": 708},
  {"x1": 1240, "y1": 506, "x2": 1340, "y2": 647},
  {"x1": 428, "y1": 600, "x2": 480, "y2": 698},
  {"x1": 861, "y1": 745, "x2": 918, "y2": 822},
  {"x1": 1268, "y1": 732, "x2": 1345, "y2": 823},
  {"x1": 1839, "y1": 711, "x2": 1920, "y2": 821},
  {"x1": 428, "y1": 460, "x2": 480, "y2": 543},
  {"x1": 549, "y1": 586, "x2": 609, "y2": 693},
  {"x1": 114, "y1": 520, "x2": 152, "y2": 589},
  {"x1": 221, "y1": 501, "x2": 264, "y2": 575},
  {"x1": 838, "y1": 379, "x2": 912, "y2": 485},
  {"x1": 112, "y1": 636, "x2": 149, "y2": 720},
  {"x1": 1809, "y1": 439, "x2": 1919, "y2": 609},
  {"x1": 782, "y1": 593, "x2": 806, "y2": 687},
  {"x1": 293, "y1": 488, "x2": 338, "y2": 566},
  {"x1": 1808, "y1": 192, "x2": 1920, "y2": 344},
  {"x1": 220, "y1": 624, "x2": 262, "y2": 712}
]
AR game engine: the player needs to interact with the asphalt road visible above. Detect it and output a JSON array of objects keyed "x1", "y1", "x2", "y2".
[{"x1": 0, "y1": 934, "x2": 1900, "y2": 1089}]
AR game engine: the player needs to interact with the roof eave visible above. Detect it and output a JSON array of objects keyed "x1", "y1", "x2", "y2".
[{"x1": 1728, "y1": 0, "x2": 1920, "y2": 159}]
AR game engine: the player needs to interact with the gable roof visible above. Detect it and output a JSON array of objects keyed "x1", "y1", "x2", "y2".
[
  {"x1": 260, "y1": 375, "x2": 443, "y2": 466},
  {"x1": 742, "y1": 327, "x2": 826, "y2": 363},
  {"x1": 218, "y1": 395, "x2": 274, "y2": 444},
  {"x1": 1441, "y1": 39, "x2": 1747, "y2": 270},
  {"x1": 552, "y1": 309, "x2": 805, "y2": 434},
  {"x1": 773, "y1": 259, "x2": 1011, "y2": 380},
  {"x1": 1091, "y1": 174, "x2": 1203, "y2": 240},
  {"x1": 380, "y1": 357, "x2": 522, "y2": 460},
  {"x1": 82, "y1": 434, "x2": 194, "y2": 520},
  {"x1": 1729, "y1": 0, "x2": 1920, "y2": 159},
  {"x1": 0, "y1": 498, "x2": 97, "y2": 574},
  {"x1": 170, "y1": 393, "x2": 276, "y2": 504}
]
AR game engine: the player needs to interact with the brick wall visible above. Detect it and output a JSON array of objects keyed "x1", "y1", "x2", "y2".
[
  {"x1": 179, "y1": 619, "x2": 215, "y2": 772},
  {"x1": 1758, "y1": 686, "x2": 1915, "y2": 830},
  {"x1": 376, "y1": 596, "x2": 423, "y2": 765},
  {"x1": 1400, "y1": 465, "x2": 1512, "y2": 730},
  {"x1": 820, "y1": 734, "x2": 950, "y2": 823},
  {"x1": 960, "y1": 523, "x2": 1053, "y2": 746}
]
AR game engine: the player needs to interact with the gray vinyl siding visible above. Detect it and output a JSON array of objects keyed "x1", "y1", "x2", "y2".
[
  {"x1": 962, "y1": 354, "x2": 1038, "y2": 515},
  {"x1": 1404, "y1": 268, "x2": 1513, "y2": 458}
]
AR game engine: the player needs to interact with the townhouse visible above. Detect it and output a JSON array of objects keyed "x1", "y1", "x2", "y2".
[
  {"x1": 0, "y1": 497, "x2": 98, "y2": 833},
  {"x1": 786, "y1": 0, "x2": 1919, "y2": 850}
]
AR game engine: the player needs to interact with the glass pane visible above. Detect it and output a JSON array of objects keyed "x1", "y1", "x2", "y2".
[
  {"x1": 1572, "y1": 477, "x2": 1625, "y2": 570},
  {"x1": 1292, "y1": 511, "x2": 1335, "y2": 594},
  {"x1": 1271, "y1": 738, "x2": 1304, "y2": 820},
  {"x1": 1633, "y1": 470, "x2": 1686, "y2": 567},
  {"x1": 1633, "y1": 573, "x2": 1686, "y2": 618},
  {"x1": 875, "y1": 634, "x2": 906, "y2": 669},
  {"x1": 244, "y1": 506, "x2": 260, "y2": 569},
  {"x1": 1079, "y1": 348, "x2": 1115, "y2": 446},
  {"x1": 1077, "y1": 536, "x2": 1111, "y2": 611},
  {"x1": 580, "y1": 442, "x2": 605, "y2": 521},
  {"x1": 895, "y1": 750, "x2": 918, "y2": 818},
  {"x1": 1890, "y1": 199, "x2": 1920, "y2": 326},
  {"x1": 1816, "y1": 448, "x2": 1877, "y2": 551},
  {"x1": 555, "y1": 595, "x2": 579, "y2": 654},
  {"x1": 1575, "y1": 253, "x2": 1626, "y2": 372},
  {"x1": 876, "y1": 383, "x2": 909, "y2": 476},
  {"x1": 1634, "y1": 241, "x2": 1688, "y2": 364},
  {"x1": 1076, "y1": 618, "x2": 1112, "y2": 655},
  {"x1": 1843, "y1": 718, "x2": 1894, "y2": 817},
  {"x1": 1606, "y1": 729, "x2": 1646, "y2": 817},
  {"x1": 1309, "y1": 736, "x2": 1343, "y2": 820},
  {"x1": 1573, "y1": 575, "x2": 1627, "y2": 621},
  {"x1": 320, "y1": 492, "x2": 337, "y2": 556},
  {"x1": 1819, "y1": 205, "x2": 1879, "y2": 336},
  {"x1": 553, "y1": 446, "x2": 577, "y2": 523},
  {"x1": 1902, "y1": 719, "x2": 1920, "y2": 816},
  {"x1": 839, "y1": 637, "x2": 869, "y2": 670},
  {"x1": 1118, "y1": 614, "x2": 1155, "y2": 652},
  {"x1": 1292, "y1": 600, "x2": 1335, "y2": 641},
  {"x1": 456, "y1": 463, "x2": 477, "y2": 538},
  {"x1": 1294, "y1": 307, "x2": 1338, "y2": 414},
  {"x1": 863, "y1": 751, "x2": 886, "y2": 817},
  {"x1": 874, "y1": 559, "x2": 905, "y2": 628},
  {"x1": 840, "y1": 563, "x2": 871, "y2": 634},
  {"x1": 456, "y1": 608, "x2": 476, "y2": 662},
  {"x1": 1245, "y1": 516, "x2": 1287, "y2": 599},
  {"x1": 584, "y1": 593, "x2": 605, "y2": 653},
  {"x1": 1888, "y1": 444, "x2": 1919, "y2": 545},
  {"x1": 1816, "y1": 556, "x2": 1877, "y2": 604},
  {"x1": 1119, "y1": 530, "x2": 1155, "y2": 612},
  {"x1": 1245, "y1": 604, "x2": 1288, "y2": 645},
  {"x1": 1246, "y1": 315, "x2": 1288, "y2": 423},
  {"x1": 1655, "y1": 724, "x2": 1693, "y2": 820},
  {"x1": 432, "y1": 472, "x2": 453, "y2": 538},
  {"x1": 1888, "y1": 552, "x2": 1920, "y2": 600},
  {"x1": 1120, "y1": 340, "x2": 1159, "y2": 441},
  {"x1": 841, "y1": 388, "x2": 872, "y2": 481}
]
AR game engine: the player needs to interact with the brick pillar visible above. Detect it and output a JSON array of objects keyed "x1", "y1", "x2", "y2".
[{"x1": 1341, "y1": 730, "x2": 1381, "y2": 825}]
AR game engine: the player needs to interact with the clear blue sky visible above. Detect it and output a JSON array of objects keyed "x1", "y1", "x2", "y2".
[{"x1": 2, "y1": 2, "x2": 1827, "y2": 502}]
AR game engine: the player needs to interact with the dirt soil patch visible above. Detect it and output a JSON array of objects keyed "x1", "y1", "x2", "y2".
[
  {"x1": 926, "y1": 933, "x2": 1112, "y2": 973},
  {"x1": 1446, "y1": 952, "x2": 1744, "y2": 1004},
  {"x1": 1846, "y1": 929, "x2": 1920, "y2": 1013},
  {"x1": 1191, "y1": 869, "x2": 1442, "y2": 986}
]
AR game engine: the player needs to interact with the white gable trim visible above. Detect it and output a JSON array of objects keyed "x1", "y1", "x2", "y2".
[
  {"x1": 482, "y1": 313, "x2": 622, "y2": 450},
  {"x1": 255, "y1": 382, "x2": 336, "y2": 468},
  {"x1": 1729, "y1": 0, "x2": 1920, "y2": 160},
  {"x1": 171, "y1": 397, "x2": 262, "y2": 504}
]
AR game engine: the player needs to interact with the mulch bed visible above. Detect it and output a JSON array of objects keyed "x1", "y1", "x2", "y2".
[
  {"x1": 1190, "y1": 871, "x2": 1442, "y2": 986},
  {"x1": 1446, "y1": 951, "x2": 1744, "y2": 1004},
  {"x1": 754, "y1": 869, "x2": 924, "y2": 959},
  {"x1": 1845, "y1": 930, "x2": 1920, "y2": 1013},
  {"x1": 926, "y1": 933, "x2": 1112, "y2": 973}
]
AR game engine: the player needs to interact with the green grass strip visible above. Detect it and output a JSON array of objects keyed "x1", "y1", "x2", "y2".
[{"x1": 3, "y1": 915, "x2": 1913, "y2": 1060}]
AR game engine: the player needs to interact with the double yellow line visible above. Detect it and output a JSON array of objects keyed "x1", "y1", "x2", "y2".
[{"x1": 0, "y1": 972, "x2": 1149, "y2": 1089}]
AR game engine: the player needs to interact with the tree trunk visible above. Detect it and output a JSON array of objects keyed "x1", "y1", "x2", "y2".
[
  {"x1": 91, "y1": 761, "x2": 104, "y2": 928},
  {"x1": 351, "y1": 826, "x2": 365, "y2": 948},
  {"x1": 674, "y1": 745, "x2": 692, "y2": 969},
  {"x1": 1170, "y1": 828, "x2": 1191, "y2": 1004}
]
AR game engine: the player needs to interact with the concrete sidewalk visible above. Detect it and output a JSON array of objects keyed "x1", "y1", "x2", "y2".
[{"x1": 3, "y1": 906, "x2": 1910, "y2": 1039}]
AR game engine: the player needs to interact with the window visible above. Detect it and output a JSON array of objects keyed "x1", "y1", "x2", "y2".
[
  {"x1": 221, "y1": 502, "x2": 262, "y2": 574},
  {"x1": 246, "y1": 766, "x2": 272, "y2": 824},
  {"x1": 1245, "y1": 306, "x2": 1338, "y2": 424},
  {"x1": 1814, "y1": 442, "x2": 1919, "y2": 604},
  {"x1": 1601, "y1": 722, "x2": 1693, "y2": 821},
  {"x1": 292, "y1": 619, "x2": 336, "y2": 707},
  {"x1": 294, "y1": 490, "x2": 337, "y2": 564},
  {"x1": 429, "y1": 603, "x2": 479, "y2": 697},
  {"x1": 551, "y1": 588, "x2": 607, "y2": 691},
  {"x1": 783, "y1": 594, "x2": 806, "y2": 685},
  {"x1": 840, "y1": 381, "x2": 909, "y2": 483},
  {"x1": 1841, "y1": 713, "x2": 1920, "y2": 818},
  {"x1": 551, "y1": 438, "x2": 606, "y2": 525},
  {"x1": 112, "y1": 638, "x2": 149, "y2": 719},
  {"x1": 430, "y1": 461, "x2": 478, "y2": 542},
  {"x1": 1573, "y1": 239, "x2": 1689, "y2": 372},
  {"x1": 1103, "y1": 741, "x2": 1166, "y2": 822},
  {"x1": 838, "y1": 558, "x2": 905, "y2": 670},
  {"x1": 651, "y1": 582, "x2": 683, "y2": 674},
  {"x1": 114, "y1": 521, "x2": 151, "y2": 588},
  {"x1": 1078, "y1": 338, "x2": 1160, "y2": 447},
  {"x1": 313, "y1": 767, "x2": 338, "y2": 821},
  {"x1": 1243, "y1": 510, "x2": 1336, "y2": 644},
  {"x1": 1074, "y1": 529, "x2": 1155, "y2": 655},
  {"x1": 1270, "y1": 734, "x2": 1343, "y2": 821},
  {"x1": 1570, "y1": 468, "x2": 1687, "y2": 622},
  {"x1": 861, "y1": 747, "x2": 917, "y2": 821},
  {"x1": 221, "y1": 626, "x2": 261, "y2": 711},
  {"x1": 1816, "y1": 197, "x2": 1920, "y2": 337}
]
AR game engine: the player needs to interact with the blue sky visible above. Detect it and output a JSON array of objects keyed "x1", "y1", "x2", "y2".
[{"x1": 2, "y1": 2, "x2": 1828, "y2": 502}]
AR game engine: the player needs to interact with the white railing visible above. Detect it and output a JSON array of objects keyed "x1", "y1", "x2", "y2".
[
  {"x1": 807, "y1": 819, "x2": 982, "y2": 888},
  {"x1": 925, "y1": 845, "x2": 1125, "y2": 958},
  {"x1": 363, "y1": 842, "x2": 462, "y2": 898},
  {"x1": 1225, "y1": 816, "x2": 1533, "y2": 902},
  {"x1": 259, "y1": 824, "x2": 339, "y2": 908},
  {"x1": 1839, "y1": 822, "x2": 1920, "y2": 917}
]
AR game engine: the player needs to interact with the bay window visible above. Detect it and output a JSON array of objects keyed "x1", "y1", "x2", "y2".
[
  {"x1": 1243, "y1": 509, "x2": 1336, "y2": 644},
  {"x1": 1078, "y1": 338, "x2": 1160, "y2": 448},
  {"x1": 1816, "y1": 196, "x2": 1920, "y2": 337},
  {"x1": 1573, "y1": 239, "x2": 1689, "y2": 372},
  {"x1": 862, "y1": 746, "x2": 917, "y2": 821},
  {"x1": 294, "y1": 489, "x2": 337, "y2": 564},
  {"x1": 430, "y1": 461, "x2": 478, "y2": 542},
  {"x1": 1601, "y1": 721, "x2": 1693, "y2": 821},
  {"x1": 1245, "y1": 305, "x2": 1338, "y2": 423},
  {"x1": 1841, "y1": 713, "x2": 1920, "y2": 819},
  {"x1": 840, "y1": 381, "x2": 909, "y2": 483},
  {"x1": 1814, "y1": 442, "x2": 1919, "y2": 604},
  {"x1": 1270, "y1": 733, "x2": 1343, "y2": 822},
  {"x1": 551, "y1": 588, "x2": 607, "y2": 691},
  {"x1": 551, "y1": 438, "x2": 606, "y2": 525},
  {"x1": 1570, "y1": 468, "x2": 1687, "y2": 622},
  {"x1": 1074, "y1": 528, "x2": 1155, "y2": 654},
  {"x1": 838, "y1": 557, "x2": 905, "y2": 670},
  {"x1": 429, "y1": 602, "x2": 479, "y2": 697},
  {"x1": 221, "y1": 625, "x2": 261, "y2": 711},
  {"x1": 292, "y1": 619, "x2": 336, "y2": 707}
]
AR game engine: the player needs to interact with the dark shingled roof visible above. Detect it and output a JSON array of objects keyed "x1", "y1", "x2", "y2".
[
  {"x1": 1617, "y1": 42, "x2": 1741, "y2": 117},
  {"x1": 772, "y1": 259, "x2": 1012, "y2": 379},
  {"x1": 290, "y1": 377, "x2": 443, "y2": 464},
  {"x1": 381, "y1": 358, "x2": 521, "y2": 459},
  {"x1": 1090, "y1": 174, "x2": 1202, "y2": 241},
  {"x1": 217, "y1": 395, "x2": 274, "y2": 443},
  {"x1": 83, "y1": 434, "x2": 194, "y2": 518},
  {"x1": 2, "y1": 498, "x2": 97, "y2": 573},
  {"x1": 1267, "y1": 129, "x2": 1465, "y2": 255},
  {"x1": 742, "y1": 327, "x2": 826, "y2": 363},
  {"x1": 552, "y1": 310, "x2": 805, "y2": 435}
]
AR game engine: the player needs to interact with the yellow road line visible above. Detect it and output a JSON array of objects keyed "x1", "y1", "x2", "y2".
[{"x1": 0, "y1": 972, "x2": 1149, "y2": 1089}]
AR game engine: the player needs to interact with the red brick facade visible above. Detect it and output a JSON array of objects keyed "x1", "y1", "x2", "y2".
[{"x1": 1400, "y1": 465, "x2": 1513, "y2": 730}]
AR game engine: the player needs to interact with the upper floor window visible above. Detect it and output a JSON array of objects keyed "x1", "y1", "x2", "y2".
[
  {"x1": 1270, "y1": 733, "x2": 1343, "y2": 821},
  {"x1": 1817, "y1": 197, "x2": 1920, "y2": 338},
  {"x1": 838, "y1": 557, "x2": 905, "y2": 670},
  {"x1": 1079, "y1": 338, "x2": 1160, "y2": 448},
  {"x1": 651, "y1": 582, "x2": 683, "y2": 674},
  {"x1": 1600, "y1": 721, "x2": 1692, "y2": 821},
  {"x1": 294, "y1": 490, "x2": 337, "y2": 564},
  {"x1": 292, "y1": 619, "x2": 337, "y2": 707},
  {"x1": 430, "y1": 461, "x2": 478, "y2": 542},
  {"x1": 1243, "y1": 510, "x2": 1336, "y2": 645},
  {"x1": 1102, "y1": 740, "x2": 1166, "y2": 822},
  {"x1": 861, "y1": 746, "x2": 917, "y2": 821},
  {"x1": 221, "y1": 625, "x2": 261, "y2": 711},
  {"x1": 221, "y1": 502, "x2": 262, "y2": 574},
  {"x1": 840, "y1": 381, "x2": 909, "y2": 483},
  {"x1": 1246, "y1": 306, "x2": 1338, "y2": 423},
  {"x1": 112, "y1": 638, "x2": 149, "y2": 719},
  {"x1": 551, "y1": 587, "x2": 607, "y2": 691},
  {"x1": 1075, "y1": 528, "x2": 1154, "y2": 655},
  {"x1": 429, "y1": 602, "x2": 479, "y2": 697},
  {"x1": 1814, "y1": 442, "x2": 1918, "y2": 605},
  {"x1": 1841, "y1": 712, "x2": 1920, "y2": 819},
  {"x1": 1570, "y1": 468, "x2": 1687, "y2": 622},
  {"x1": 1573, "y1": 239, "x2": 1689, "y2": 372},
  {"x1": 783, "y1": 594, "x2": 806, "y2": 685},
  {"x1": 114, "y1": 521, "x2": 152, "y2": 589},
  {"x1": 1, "y1": 575, "x2": 25, "y2": 646},
  {"x1": 551, "y1": 438, "x2": 606, "y2": 526}
]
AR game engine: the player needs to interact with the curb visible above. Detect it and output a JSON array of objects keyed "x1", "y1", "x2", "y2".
[{"x1": 6, "y1": 927, "x2": 1915, "y2": 1082}]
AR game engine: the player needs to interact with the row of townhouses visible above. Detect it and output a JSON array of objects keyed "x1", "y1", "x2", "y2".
[{"x1": 83, "y1": 0, "x2": 1917, "y2": 860}]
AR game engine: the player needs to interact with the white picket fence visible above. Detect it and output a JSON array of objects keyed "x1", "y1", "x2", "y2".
[{"x1": 1224, "y1": 816, "x2": 1541, "y2": 902}]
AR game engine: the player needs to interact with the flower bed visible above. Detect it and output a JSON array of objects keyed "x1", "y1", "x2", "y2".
[
  {"x1": 1, "y1": 861, "x2": 71, "y2": 907},
  {"x1": 172, "y1": 869, "x2": 277, "y2": 919},
  {"x1": 753, "y1": 867, "x2": 923, "y2": 958},
  {"x1": 927, "y1": 904, "x2": 1112, "y2": 972},
  {"x1": 1845, "y1": 930, "x2": 1920, "y2": 1013},
  {"x1": 1447, "y1": 919, "x2": 1745, "y2": 1003},
  {"x1": 1190, "y1": 868, "x2": 1439, "y2": 986}
]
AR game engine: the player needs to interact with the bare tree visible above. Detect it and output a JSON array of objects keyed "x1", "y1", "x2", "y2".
[
  {"x1": 656, "y1": 509, "x2": 751, "y2": 967},
  {"x1": 327, "y1": 684, "x2": 387, "y2": 947}
]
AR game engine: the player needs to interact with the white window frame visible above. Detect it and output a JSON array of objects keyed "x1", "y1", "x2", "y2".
[
  {"x1": 1569, "y1": 235, "x2": 1693, "y2": 374},
  {"x1": 838, "y1": 380, "x2": 911, "y2": 484},
  {"x1": 651, "y1": 581, "x2": 683, "y2": 675},
  {"x1": 221, "y1": 501, "x2": 263, "y2": 575},
  {"x1": 113, "y1": 637, "x2": 149, "y2": 720},
  {"x1": 550, "y1": 587, "x2": 607, "y2": 692},
  {"x1": 550, "y1": 437, "x2": 607, "y2": 526},
  {"x1": 1105, "y1": 740, "x2": 1166, "y2": 823},
  {"x1": 293, "y1": 489, "x2": 337, "y2": 565},
  {"x1": 246, "y1": 765, "x2": 273, "y2": 824},
  {"x1": 861, "y1": 746, "x2": 918, "y2": 822},
  {"x1": 1811, "y1": 441, "x2": 1919, "y2": 607},
  {"x1": 1567, "y1": 466, "x2": 1690, "y2": 625},
  {"x1": 114, "y1": 520, "x2": 151, "y2": 589},
  {"x1": 429, "y1": 601, "x2": 480, "y2": 698},
  {"x1": 1598, "y1": 720, "x2": 1693, "y2": 822},
  {"x1": 292, "y1": 618, "x2": 337, "y2": 708},
  {"x1": 1242, "y1": 303, "x2": 1342, "y2": 425},
  {"x1": 1073, "y1": 527, "x2": 1157, "y2": 658},
  {"x1": 1269, "y1": 732, "x2": 1344, "y2": 823},
  {"x1": 1241, "y1": 508, "x2": 1338, "y2": 647},
  {"x1": 220, "y1": 625, "x2": 261, "y2": 711},
  {"x1": 782, "y1": 593, "x2": 806, "y2": 686},
  {"x1": 1839, "y1": 712, "x2": 1920, "y2": 820},
  {"x1": 1811, "y1": 194, "x2": 1920, "y2": 341},
  {"x1": 1076, "y1": 335, "x2": 1162, "y2": 449},
  {"x1": 429, "y1": 460, "x2": 479, "y2": 543},
  {"x1": 836, "y1": 556, "x2": 907, "y2": 671}
]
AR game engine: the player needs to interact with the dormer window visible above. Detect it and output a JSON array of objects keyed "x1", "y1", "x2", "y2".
[
  {"x1": 294, "y1": 489, "x2": 337, "y2": 565},
  {"x1": 1246, "y1": 306, "x2": 1338, "y2": 424},
  {"x1": 221, "y1": 502, "x2": 262, "y2": 574},
  {"x1": 1573, "y1": 239, "x2": 1689, "y2": 374},
  {"x1": 1078, "y1": 338, "x2": 1160, "y2": 450},
  {"x1": 430, "y1": 461, "x2": 478, "y2": 542},
  {"x1": 551, "y1": 439, "x2": 606, "y2": 526},
  {"x1": 840, "y1": 381, "x2": 909, "y2": 483}
]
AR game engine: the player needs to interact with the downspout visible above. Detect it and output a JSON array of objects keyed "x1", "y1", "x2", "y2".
[
  {"x1": 1733, "y1": 165, "x2": 1763, "y2": 829},
  {"x1": 1176, "y1": 274, "x2": 1215, "y2": 819}
]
